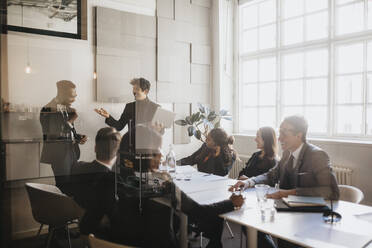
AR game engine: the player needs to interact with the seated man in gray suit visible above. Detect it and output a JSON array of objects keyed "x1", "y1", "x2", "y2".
[
  {"x1": 231, "y1": 115, "x2": 339, "y2": 248},
  {"x1": 231, "y1": 115, "x2": 339, "y2": 200}
]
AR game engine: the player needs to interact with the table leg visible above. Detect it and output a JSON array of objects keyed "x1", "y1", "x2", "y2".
[
  {"x1": 179, "y1": 212, "x2": 188, "y2": 248},
  {"x1": 246, "y1": 226, "x2": 257, "y2": 248}
]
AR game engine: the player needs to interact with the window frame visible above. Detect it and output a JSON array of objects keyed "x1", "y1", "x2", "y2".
[{"x1": 236, "y1": 0, "x2": 372, "y2": 141}]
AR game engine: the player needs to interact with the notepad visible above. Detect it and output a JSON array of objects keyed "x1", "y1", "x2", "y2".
[
  {"x1": 282, "y1": 195, "x2": 327, "y2": 207},
  {"x1": 151, "y1": 107, "x2": 176, "y2": 128}
]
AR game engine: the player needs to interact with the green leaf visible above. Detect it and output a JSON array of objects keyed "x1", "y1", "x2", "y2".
[
  {"x1": 187, "y1": 126, "x2": 195, "y2": 136},
  {"x1": 185, "y1": 116, "x2": 192, "y2": 125},
  {"x1": 197, "y1": 103, "x2": 205, "y2": 113},
  {"x1": 191, "y1": 112, "x2": 201, "y2": 123},
  {"x1": 175, "y1": 119, "x2": 187, "y2": 126},
  {"x1": 214, "y1": 121, "x2": 221, "y2": 128},
  {"x1": 221, "y1": 116, "x2": 232, "y2": 121},
  {"x1": 207, "y1": 111, "x2": 217, "y2": 121},
  {"x1": 219, "y1": 109, "x2": 228, "y2": 116},
  {"x1": 194, "y1": 130, "x2": 202, "y2": 140}
]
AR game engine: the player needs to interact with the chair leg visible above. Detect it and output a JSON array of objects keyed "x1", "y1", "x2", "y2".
[
  {"x1": 66, "y1": 225, "x2": 72, "y2": 248},
  {"x1": 37, "y1": 224, "x2": 43, "y2": 237},
  {"x1": 200, "y1": 232, "x2": 203, "y2": 248},
  {"x1": 46, "y1": 227, "x2": 54, "y2": 248},
  {"x1": 225, "y1": 219, "x2": 234, "y2": 239}
]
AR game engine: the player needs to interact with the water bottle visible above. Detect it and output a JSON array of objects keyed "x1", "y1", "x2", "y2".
[{"x1": 166, "y1": 144, "x2": 176, "y2": 172}]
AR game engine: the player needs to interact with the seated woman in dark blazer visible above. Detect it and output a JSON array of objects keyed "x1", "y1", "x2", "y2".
[
  {"x1": 238, "y1": 126, "x2": 278, "y2": 180},
  {"x1": 179, "y1": 127, "x2": 236, "y2": 176}
]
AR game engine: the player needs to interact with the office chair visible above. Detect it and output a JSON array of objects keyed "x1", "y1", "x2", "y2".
[
  {"x1": 338, "y1": 185, "x2": 364, "y2": 204},
  {"x1": 25, "y1": 183, "x2": 83, "y2": 248}
]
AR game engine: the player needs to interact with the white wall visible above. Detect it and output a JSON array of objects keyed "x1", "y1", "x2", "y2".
[{"x1": 2, "y1": 0, "x2": 202, "y2": 163}]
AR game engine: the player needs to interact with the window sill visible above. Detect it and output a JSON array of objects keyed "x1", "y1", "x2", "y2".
[{"x1": 233, "y1": 133, "x2": 372, "y2": 148}]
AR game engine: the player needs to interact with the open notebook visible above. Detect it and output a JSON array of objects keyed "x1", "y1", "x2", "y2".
[{"x1": 282, "y1": 195, "x2": 327, "y2": 207}]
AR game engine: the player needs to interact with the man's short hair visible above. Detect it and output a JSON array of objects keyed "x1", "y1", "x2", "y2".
[
  {"x1": 95, "y1": 127, "x2": 121, "y2": 161},
  {"x1": 283, "y1": 115, "x2": 308, "y2": 142},
  {"x1": 56, "y1": 80, "x2": 76, "y2": 92},
  {"x1": 130, "y1": 78, "x2": 151, "y2": 92}
]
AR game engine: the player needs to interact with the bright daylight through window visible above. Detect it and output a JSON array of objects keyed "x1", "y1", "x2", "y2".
[{"x1": 238, "y1": 0, "x2": 372, "y2": 139}]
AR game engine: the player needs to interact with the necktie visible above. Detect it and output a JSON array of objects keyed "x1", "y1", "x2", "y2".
[{"x1": 287, "y1": 154, "x2": 294, "y2": 169}]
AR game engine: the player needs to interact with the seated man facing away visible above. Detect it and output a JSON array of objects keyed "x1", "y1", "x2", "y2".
[
  {"x1": 70, "y1": 127, "x2": 121, "y2": 237},
  {"x1": 231, "y1": 115, "x2": 339, "y2": 248}
]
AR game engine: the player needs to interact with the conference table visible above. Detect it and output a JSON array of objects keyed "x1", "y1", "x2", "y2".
[{"x1": 171, "y1": 166, "x2": 372, "y2": 248}]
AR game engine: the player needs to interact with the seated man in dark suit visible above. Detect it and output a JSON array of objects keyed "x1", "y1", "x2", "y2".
[
  {"x1": 70, "y1": 127, "x2": 121, "y2": 236},
  {"x1": 231, "y1": 115, "x2": 339, "y2": 248}
]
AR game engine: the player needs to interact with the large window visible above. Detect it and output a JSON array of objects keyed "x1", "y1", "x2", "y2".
[{"x1": 238, "y1": 0, "x2": 372, "y2": 139}]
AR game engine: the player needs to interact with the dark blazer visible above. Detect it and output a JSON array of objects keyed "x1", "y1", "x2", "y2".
[
  {"x1": 70, "y1": 160, "x2": 116, "y2": 235},
  {"x1": 252, "y1": 142, "x2": 340, "y2": 200},
  {"x1": 105, "y1": 98, "x2": 159, "y2": 153},
  {"x1": 180, "y1": 143, "x2": 234, "y2": 176},
  {"x1": 40, "y1": 98, "x2": 80, "y2": 172},
  {"x1": 238, "y1": 151, "x2": 277, "y2": 178}
]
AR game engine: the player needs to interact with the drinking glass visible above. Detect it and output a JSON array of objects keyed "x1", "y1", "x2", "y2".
[{"x1": 255, "y1": 184, "x2": 270, "y2": 204}]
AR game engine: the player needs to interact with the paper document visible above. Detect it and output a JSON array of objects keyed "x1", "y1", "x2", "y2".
[
  {"x1": 151, "y1": 107, "x2": 176, "y2": 128},
  {"x1": 283, "y1": 195, "x2": 326, "y2": 207}
]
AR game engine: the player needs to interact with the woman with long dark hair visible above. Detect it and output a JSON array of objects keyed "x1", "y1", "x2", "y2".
[
  {"x1": 238, "y1": 126, "x2": 278, "y2": 179},
  {"x1": 179, "y1": 127, "x2": 236, "y2": 176}
]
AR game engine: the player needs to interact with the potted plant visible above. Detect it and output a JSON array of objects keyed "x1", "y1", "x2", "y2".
[{"x1": 175, "y1": 103, "x2": 232, "y2": 142}]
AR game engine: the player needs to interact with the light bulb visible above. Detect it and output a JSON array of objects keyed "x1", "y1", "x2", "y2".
[
  {"x1": 25, "y1": 64, "x2": 31, "y2": 74},
  {"x1": 93, "y1": 71, "x2": 97, "y2": 79}
]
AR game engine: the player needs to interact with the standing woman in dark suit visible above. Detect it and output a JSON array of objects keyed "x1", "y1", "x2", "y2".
[
  {"x1": 179, "y1": 127, "x2": 236, "y2": 176},
  {"x1": 238, "y1": 126, "x2": 278, "y2": 180},
  {"x1": 94, "y1": 78, "x2": 160, "y2": 154}
]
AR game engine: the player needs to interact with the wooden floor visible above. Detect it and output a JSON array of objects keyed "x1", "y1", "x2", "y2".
[{"x1": 7, "y1": 221, "x2": 245, "y2": 248}]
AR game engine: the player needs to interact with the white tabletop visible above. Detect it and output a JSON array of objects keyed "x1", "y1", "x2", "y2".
[
  {"x1": 171, "y1": 166, "x2": 372, "y2": 248},
  {"x1": 221, "y1": 189, "x2": 372, "y2": 248}
]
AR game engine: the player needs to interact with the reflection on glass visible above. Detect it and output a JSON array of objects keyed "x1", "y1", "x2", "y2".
[
  {"x1": 259, "y1": 82, "x2": 276, "y2": 106},
  {"x1": 283, "y1": 53, "x2": 304, "y2": 79},
  {"x1": 305, "y1": 0, "x2": 328, "y2": 13},
  {"x1": 305, "y1": 106, "x2": 327, "y2": 133},
  {"x1": 242, "y1": 60, "x2": 258, "y2": 82},
  {"x1": 306, "y1": 79, "x2": 327, "y2": 105},
  {"x1": 283, "y1": 17, "x2": 304, "y2": 45},
  {"x1": 259, "y1": 0, "x2": 276, "y2": 25},
  {"x1": 368, "y1": 42, "x2": 372, "y2": 72},
  {"x1": 243, "y1": 29, "x2": 258, "y2": 53},
  {"x1": 306, "y1": 12, "x2": 328, "y2": 41},
  {"x1": 336, "y1": 2, "x2": 364, "y2": 35},
  {"x1": 335, "y1": 105, "x2": 363, "y2": 134},
  {"x1": 243, "y1": 5, "x2": 258, "y2": 29},
  {"x1": 336, "y1": 43, "x2": 363, "y2": 74},
  {"x1": 306, "y1": 49, "x2": 328, "y2": 77},
  {"x1": 283, "y1": 80, "x2": 303, "y2": 105},
  {"x1": 336, "y1": 75, "x2": 363, "y2": 104},
  {"x1": 259, "y1": 24, "x2": 276, "y2": 50},
  {"x1": 241, "y1": 108, "x2": 258, "y2": 131},
  {"x1": 259, "y1": 57, "x2": 276, "y2": 81},
  {"x1": 259, "y1": 107, "x2": 276, "y2": 127},
  {"x1": 243, "y1": 84, "x2": 258, "y2": 106},
  {"x1": 283, "y1": 0, "x2": 304, "y2": 19}
]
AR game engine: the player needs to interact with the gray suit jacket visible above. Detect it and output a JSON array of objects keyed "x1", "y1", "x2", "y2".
[{"x1": 252, "y1": 142, "x2": 340, "y2": 200}]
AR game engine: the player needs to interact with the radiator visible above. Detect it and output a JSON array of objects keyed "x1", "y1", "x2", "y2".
[
  {"x1": 331, "y1": 165, "x2": 353, "y2": 185},
  {"x1": 228, "y1": 155, "x2": 250, "y2": 179}
]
